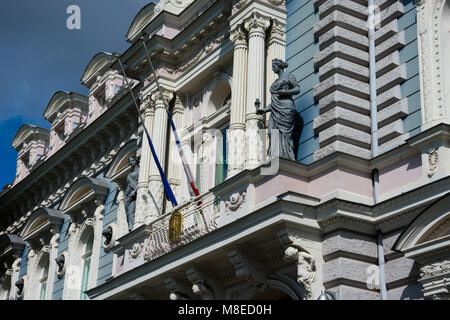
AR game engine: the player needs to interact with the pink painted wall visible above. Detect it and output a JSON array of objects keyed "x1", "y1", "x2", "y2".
[
  {"x1": 379, "y1": 153, "x2": 422, "y2": 194},
  {"x1": 254, "y1": 165, "x2": 373, "y2": 204}
]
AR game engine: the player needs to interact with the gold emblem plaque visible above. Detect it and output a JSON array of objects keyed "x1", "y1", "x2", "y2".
[{"x1": 168, "y1": 210, "x2": 183, "y2": 244}]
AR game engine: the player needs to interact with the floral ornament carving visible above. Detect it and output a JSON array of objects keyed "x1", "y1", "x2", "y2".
[
  {"x1": 420, "y1": 260, "x2": 450, "y2": 279},
  {"x1": 427, "y1": 147, "x2": 439, "y2": 177},
  {"x1": 225, "y1": 192, "x2": 246, "y2": 213},
  {"x1": 128, "y1": 242, "x2": 144, "y2": 262}
]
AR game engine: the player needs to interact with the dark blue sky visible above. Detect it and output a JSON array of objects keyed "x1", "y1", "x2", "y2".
[{"x1": 0, "y1": 0, "x2": 151, "y2": 188}]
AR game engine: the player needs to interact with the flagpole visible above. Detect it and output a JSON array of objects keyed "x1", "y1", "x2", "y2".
[
  {"x1": 114, "y1": 53, "x2": 178, "y2": 209},
  {"x1": 140, "y1": 33, "x2": 208, "y2": 231},
  {"x1": 140, "y1": 32, "x2": 200, "y2": 198}
]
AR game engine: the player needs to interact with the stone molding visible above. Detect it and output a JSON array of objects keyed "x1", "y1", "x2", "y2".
[{"x1": 417, "y1": 0, "x2": 449, "y2": 125}]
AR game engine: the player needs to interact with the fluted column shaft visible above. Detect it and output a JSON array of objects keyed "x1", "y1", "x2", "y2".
[
  {"x1": 244, "y1": 13, "x2": 270, "y2": 169},
  {"x1": 228, "y1": 26, "x2": 248, "y2": 177},
  {"x1": 135, "y1": 98, "x2": 155, "y2": 228},
  {"x1": 167, "y1": 97, "x2": 184, "y2": 205},
  {"x1": 147, "y1": 91, "x2": 171, "y2": 219},
  {"x1": 266, "y1": 19, "x2": 286, "y2": 109}
]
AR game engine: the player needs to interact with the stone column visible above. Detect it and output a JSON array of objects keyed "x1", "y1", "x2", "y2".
[
  {"x1": 147, "y1": 90, "x2": 172, "y2": 220},
  {"x1": 167, "y1": 96, "x2": 184, "y2": 206},
  {"x1": 244, "y1": 13, "x2": 270, "y2": 169},
  {"x1": 135, "y1": 96, "x2": 155, "y2": 228},
  {"x1": 266, "y1": 19, "x2": 286, "y2": 109},
  {"x1": 228, "y1": 26, "x2": 248, "y2": 177}
]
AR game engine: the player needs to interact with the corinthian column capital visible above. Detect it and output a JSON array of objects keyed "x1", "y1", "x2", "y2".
[
  {"x1": 172, "y1": 95, "x2": 185, "y2": 115},
  {"x1": 269, "y1": 19, "x2": 286, "y2": 42},
  {"x1": 151, "y1": 89, "x2": 174, "y2": 109},
  {"x1": 139, "y1": 93, "x2": 155, "y2": 114},
  {"x1": 230, "y1": 26, "x2": 247, "y2": 46},
  {"x1": 243, "y1": 13, "x2": 270, "y2": 36}
]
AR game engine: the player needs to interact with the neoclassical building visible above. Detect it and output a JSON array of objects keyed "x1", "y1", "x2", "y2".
[{"x1": 0, "y1": 0, "x2": 449, "y2": 300}]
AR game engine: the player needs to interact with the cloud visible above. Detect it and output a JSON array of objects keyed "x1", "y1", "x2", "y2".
[{"x1": 0, "y1": 0, "x2": 151, "y2": 186}]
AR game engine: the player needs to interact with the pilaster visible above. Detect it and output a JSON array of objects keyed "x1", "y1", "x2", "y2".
[
  {"x1": 135, "y1": 95, "x2": 155, "y2": 228},
  {"x1": 167, "y1": 96, "x2": 184, "y2": 205},
  {"x1": 244, "y1": 12, "x2": 270, "y2": 169},
  {"x1": 148, "y1": 90, "x2": 173, "y2": 220},
  {"x1": 228, "y1": 26, "x2": 248, "y2": 177}
]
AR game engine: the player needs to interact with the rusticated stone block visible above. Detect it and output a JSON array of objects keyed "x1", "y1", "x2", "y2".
[
  {"x1": 314, "y1": 41, "x2": 369, "y2": 70},
  {"x1": 379, "y1": 1, "x2": 404, "y2": 28},
  {"x1": 319, "y1": 123, "x2": 371, "y2": 149},
  {"x1": 376, "y1": 51, "x2": 400, "y2": 77},
  {"x1": 319, "y1": 0, "x2": 368, "y2": 21},
  {"x1": 378, "y1": 135, "x2": 406, "y2": 154},
  {"x1": 374, "y1": 0, "x2": 397, "y2": 11},
  {"x1": 323, "y1": 257, "x2": 375, "y2": 285},
  {"x1": 319, "y1": 25, "x2": 368, "y2": 51},
  {"x1": 314, "y1": 140, "x2": 372, "y2": 160},
  {"x1": 319, "y1": 91, "x2": 370, "y2": 115},
  {"x1": 381, "y1": 230, "x2": 401, "y2": 257},
  {"x1": 314, "y1": 106, "x2": 371, "y2": 133},
  {"x1": 375, "y1": 20, "x2": 399, "y2": 46},
  {"x1": 322, "y1": 230, "x2": 377, "y2": 261},
  {"x1": 375, "y1": 31, "x2": 405, "y2": 61},
  {"x1": 314, "y1": 74, "x2": 370, "y2": 101},
  {"x1": 385, "y1": 257, "x2": 420, "y2": 285},
  {"x1": 319, "y1": 57, "x2": 369, "y2": 82},
  {"x1": 327, "y1": 285, "x2": 381, "y2": 300},
  {"x1": 314, "y1": 10, "x2": 368, "y2": 39},
  {"x1": 376, "y1": 64, "x2": 407, "y2": 95},
  {"x1": 377, "y1": 85, "x2": 402, "y2": 111},
  {"x1": 378, "y1": 119, "x2": 403, "y2": 145},
  {"x1": 378, "y1": 98, "x2": 408, "y2": 128}
]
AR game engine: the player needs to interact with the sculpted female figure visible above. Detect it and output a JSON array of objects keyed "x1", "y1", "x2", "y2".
[
  {"x1": 124, "y1": 156, "x2": 139, "y2": 231},
  {"x1": 257, "y1": 59, "x2": 301, "y2": 160}
]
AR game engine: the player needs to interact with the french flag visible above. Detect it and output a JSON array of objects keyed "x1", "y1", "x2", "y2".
[
  {"x1": 166, "y1": 109, "x2": 200, "y2": 197},
  {"x1": 143, "y1": 127, "x2": 178, "y2": 207}
]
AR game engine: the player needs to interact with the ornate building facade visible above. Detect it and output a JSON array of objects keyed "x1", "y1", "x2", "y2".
[{"x1": 0, "y1": 0, "x2": 449, "y2": 300}]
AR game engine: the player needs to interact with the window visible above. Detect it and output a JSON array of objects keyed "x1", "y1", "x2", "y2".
[
  {"x1": 38, "y1": 254, "x2": 49, "y2": 300},
  {"x1": 215, "y1": 126, "x2": 228, "y2": 186},
  {"x1": 80, "y1": 232, "x2": 94, "y2": 300}
]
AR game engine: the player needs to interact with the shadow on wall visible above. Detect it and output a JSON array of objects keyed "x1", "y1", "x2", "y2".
[{"x1": 293, "y1": 112, "x2": 304, "y2": 161}]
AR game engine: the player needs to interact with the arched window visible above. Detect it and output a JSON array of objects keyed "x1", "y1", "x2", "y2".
[
  {"x1": 37, "y1": 253, "x2": 50, "y2": 300},
  {"x1": 80, "y1": 231, "x2": 94, "y2": 300}
]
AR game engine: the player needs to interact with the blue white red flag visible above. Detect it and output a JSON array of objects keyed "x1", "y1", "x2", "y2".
[
  {"x1": 166, "y1": 109, "x2": 200, "y2": 197},
  {"x1": 144, "y1": 129, "x2": 178, "y2": 207}
]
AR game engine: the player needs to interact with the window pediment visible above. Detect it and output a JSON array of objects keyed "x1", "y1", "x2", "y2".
[
  {"x1": 81, "y1": 52, "x2": 115, "y2": 88},
  {"x1": 59, "y1": 177, "x2": 109, "y2": 225},
  {"x1": 20, "y1": 208, "x2": 64, "y2": 251},
  {"x1": 0, "y1": 234, "x2": 26, "y2": 275}
]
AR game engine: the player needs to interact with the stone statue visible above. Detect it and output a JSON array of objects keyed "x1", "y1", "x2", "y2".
[
  {"x1": 284, "y1": 246, "x2": 316, "y2": 300},
  {"x1": 124, "y1": 156, "x2": 139, "y2": 231},
  {"x1": 257, "y1": 58, "x2": 301, "y2": 160},
  {"x1": 102, "y1": 226, "x2": 113, "y2": 245},
  {"x1": 55, "y1": 254, "x2": 65, "y2": 274},
  {"x1": 15, "y1": 278, "x2": 24, "y2": 295}
]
